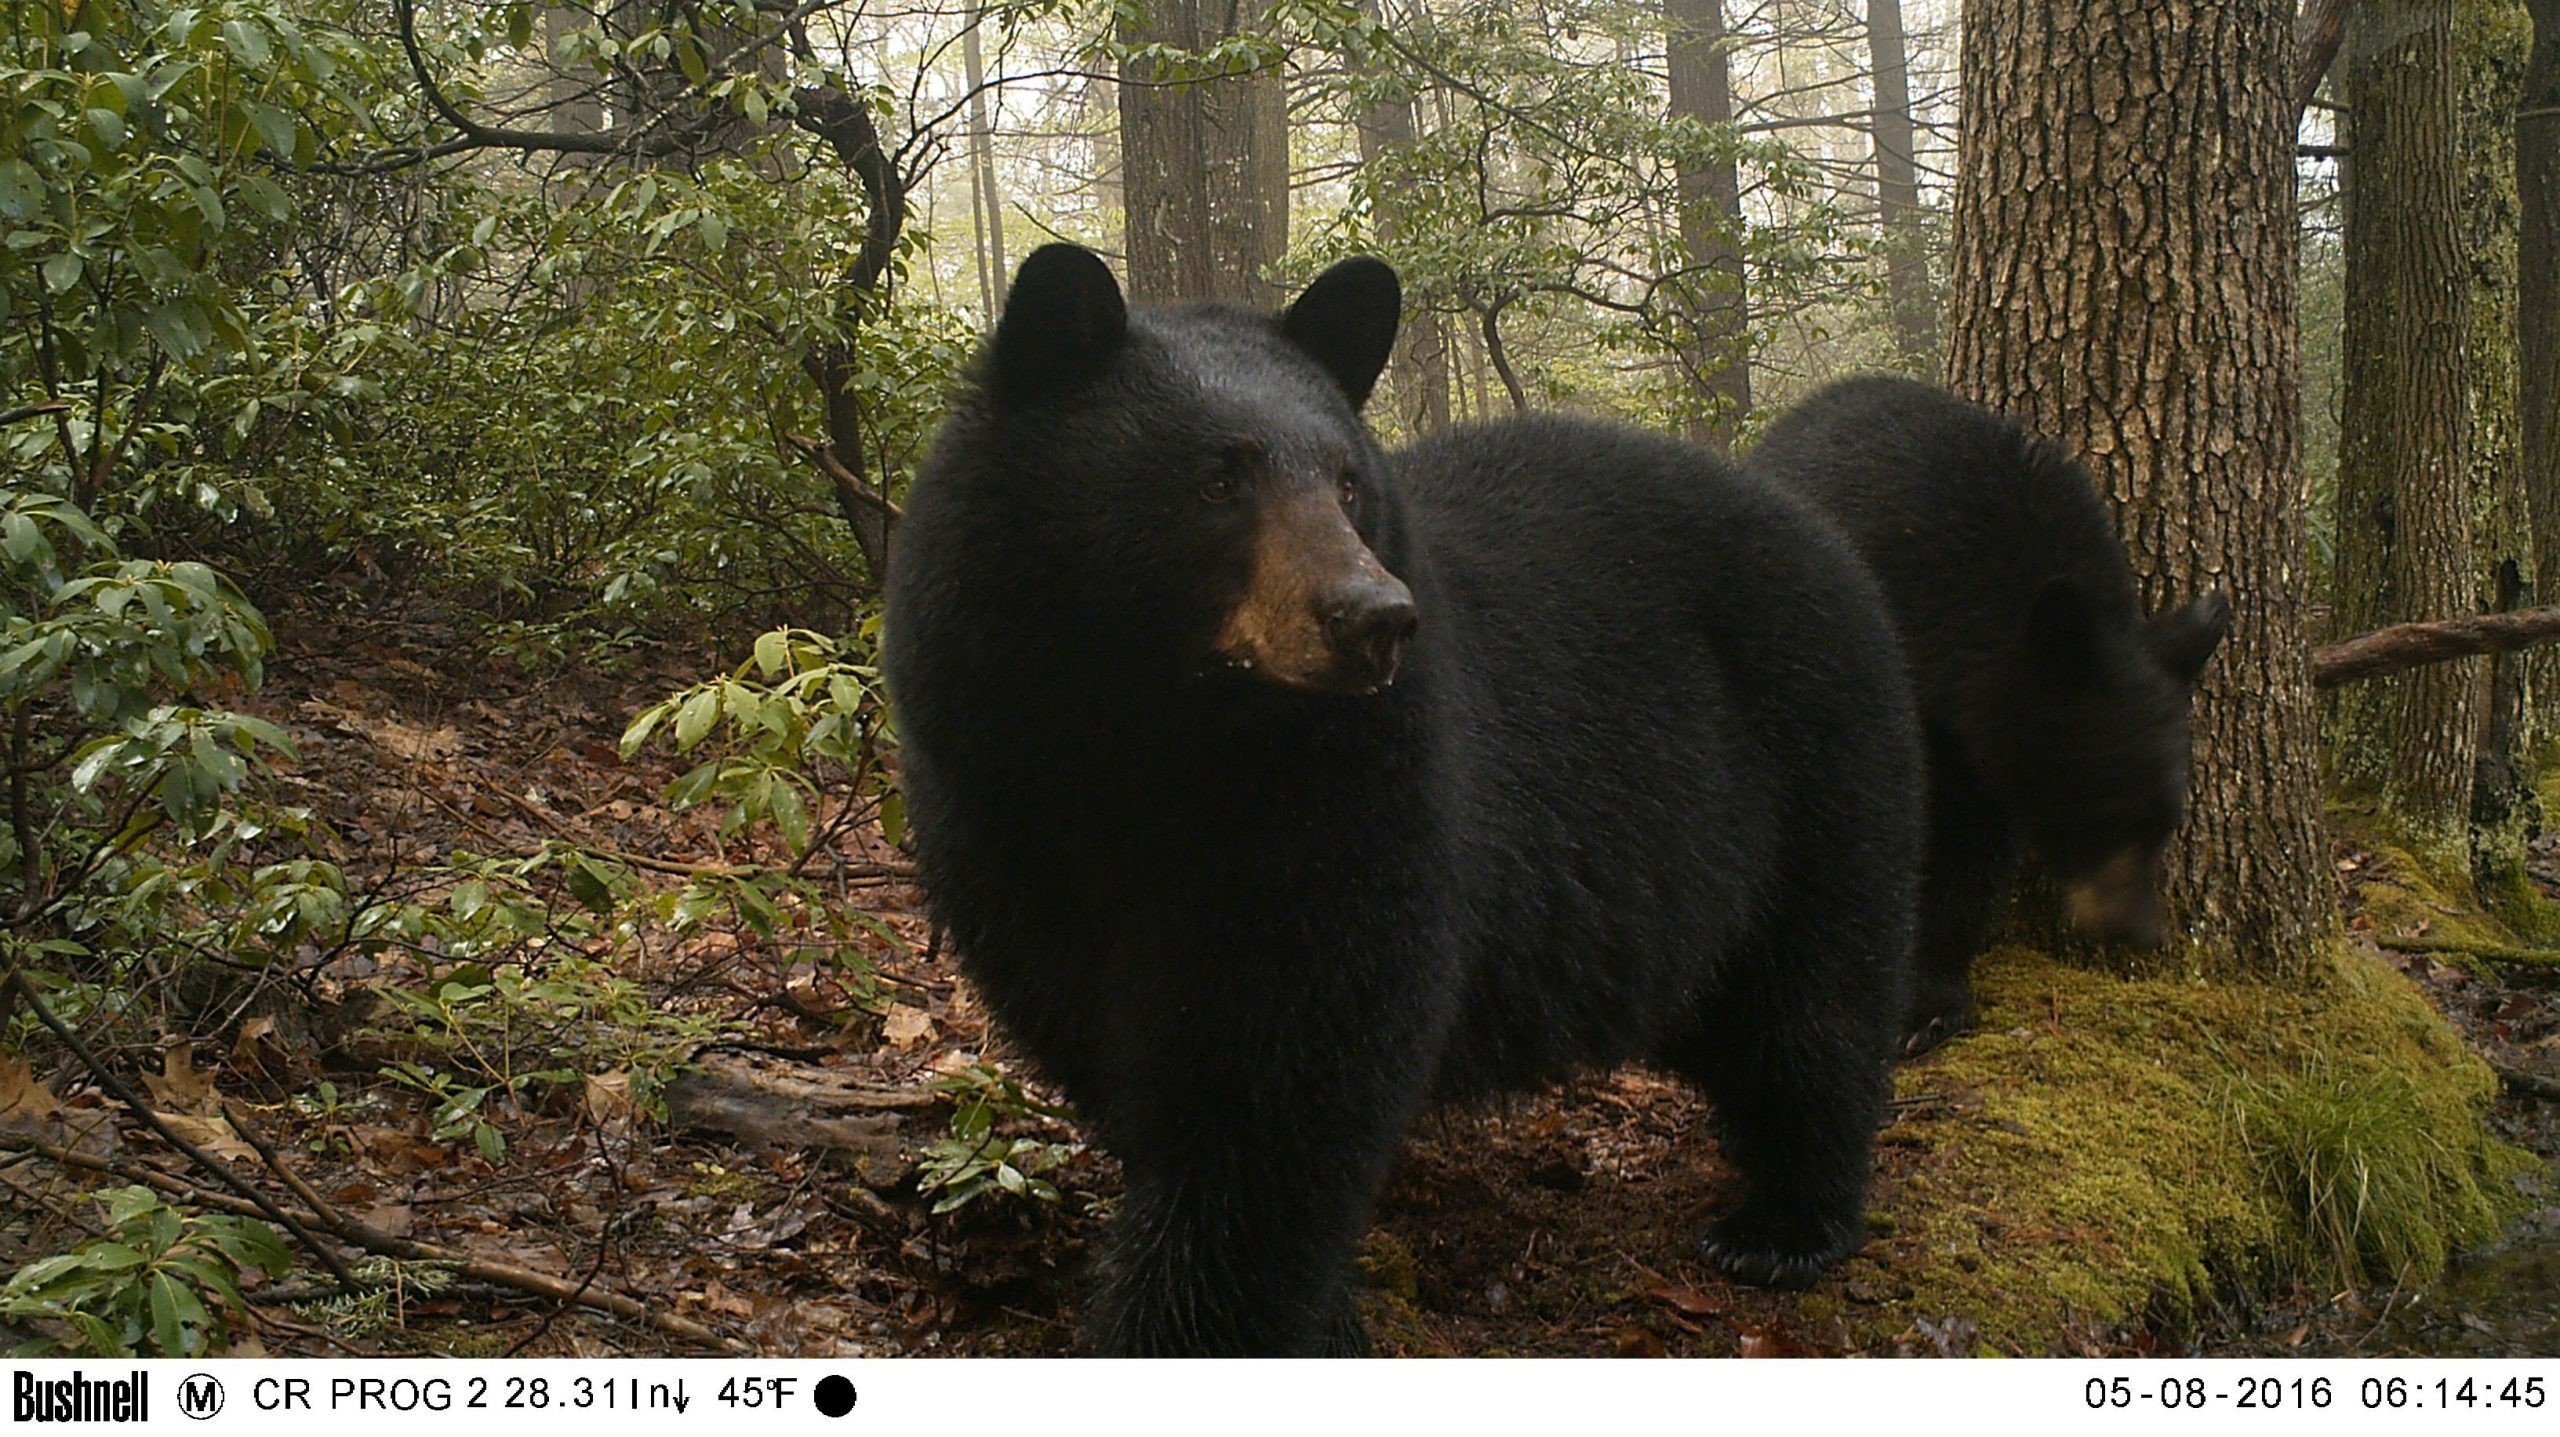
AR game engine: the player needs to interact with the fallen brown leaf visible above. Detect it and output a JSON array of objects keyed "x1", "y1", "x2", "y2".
[{"x1": 1611, "y1": 1325, "x2": 1667, "y2": 1357}]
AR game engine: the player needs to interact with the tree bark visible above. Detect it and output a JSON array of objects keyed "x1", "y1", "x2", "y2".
[
  {"x1": 1943, "y1": 0, "x2": 2334, "y2": 974},
  {"x1": 1118, "y1": 0, "x2": 1290, "y2": 304},
  {"x1": 2297, "y1": 0, "x2": 2356, "y2": 120},
  {"x1": 2524, "y1": 0, "x2": 2560, "y2": 723},
  {"x1": 2455, "y1": 0, "x2": 2536, "y2": 846},
  {"x1": 1866, "y1": 0, "x2": 1936, "y2": 373},
  {"x1": 1666, "y1": 0, "x2": 1750, "y2": 446},
  {"x1": 2328, "y1": 0, "x2": 2478, "y2": 847},
  {"x1": 1353, "y1": 0, "x2": 1452, "y2": 434},
  {"x1": 790, "y1": 84, "x2": 907, "y2": 579}
]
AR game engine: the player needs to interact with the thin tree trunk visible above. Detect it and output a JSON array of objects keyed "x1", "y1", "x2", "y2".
[
  {"x1": 2329, "y1": 0, "x2": 2478, "y2": 851},
  {"x1": 1353, "y1": 0, "x2": 1451, "y2": 434},
  {"x1": 1866, "y1": 0, "x2": 1936, "y2": 373},
  {"x1": 964, "y1": 10, "x2": 1007, "y2": 315},
  {"x1": 1666, "y1": 0, "x2": 1750, "y2": 447},
  {"x1": 1943, "y1": 0, "x2": 2333, "y2": 975},
  {"x1": 2297, "y1": 0, "x2": 2356, "y2": 120},
  {"x1": 544, "y1": 6, "x2": 603, "y2": 135},
  {"x1": 1118, "y1": 0, "x2": 1290, "y2": 304}
]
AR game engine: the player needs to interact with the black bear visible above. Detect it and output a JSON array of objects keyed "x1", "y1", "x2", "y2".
[
  {"x1": 1744, "y1": 376, "x2": 2231, "y2": 1056},
  {"x1": 884, "y1": 245, "x2": 1922, "y2": 1356}
]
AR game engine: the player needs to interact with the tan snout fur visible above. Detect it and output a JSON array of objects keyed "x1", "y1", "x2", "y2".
[
  {"x1": 2063, "y1": 848, "x2": 2166, "y2": 948},
  {"x1": 1215, "y1": 491, "x2": 1399, "y2": 687}
]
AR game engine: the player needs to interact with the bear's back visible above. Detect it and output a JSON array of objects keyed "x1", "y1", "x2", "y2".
[{"x1": 1745, "y1": 377, "x2": 2141, "y2": 706}]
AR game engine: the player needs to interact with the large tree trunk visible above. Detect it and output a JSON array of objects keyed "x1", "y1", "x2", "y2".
[
  {"x1": 1943, "y1": 0, "x2": 2333, "y2": 975},
  {"x1": 2524, "y1": 0, "x2": 2560, "y2": 722},
  {"x1": 2457, "y1": 1, "x2": 2538, "y2": 856},
  {"x1": 1118, "y1": 0, "x2": 1290, "y2": 304},
  {"x1": 1353, "y1": 0, "x2": 1452, "y2": 435},
  {"x1": 1866, "y1": 0, "x2": 1935, "y2": 373},
  {"x1": 2328, "y1": 0, "x2": 2479, "y2": 855},
  {"x1": 1666, "y1": 0, "x2": 1750, "y2": 446}
]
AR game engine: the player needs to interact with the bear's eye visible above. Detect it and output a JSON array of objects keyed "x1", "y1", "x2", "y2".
[
  {"x1": 1337, "y1": 471, "x2": 1360, "y2": 510},
  {"x1": 1201, "y1": 444, "x2": 1256, "y2": 504}
]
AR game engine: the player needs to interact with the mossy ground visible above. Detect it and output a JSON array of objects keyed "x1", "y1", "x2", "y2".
[
  {"x1": 2336, "y1": 799, "x2": 2560, "y2": 974},
  {"x1": 1865, "y1": 941, "x2": 2533, "y2": 1353}
]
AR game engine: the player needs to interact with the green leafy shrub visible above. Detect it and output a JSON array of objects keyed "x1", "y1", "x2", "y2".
[
  {"x1": 917, "y1": 1063, "x2": 1082, "y2": 1214},
  {"x1": 623, "y1": 623, "x2": 902, "y2": 861},
  {"x1": 1, "y1": 1187, "x2": 290, "y2": 1356}
]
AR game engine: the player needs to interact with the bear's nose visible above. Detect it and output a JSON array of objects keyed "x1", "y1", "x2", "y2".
[{"x1": 1325, "y1": 585, "x2": 1418, "y2": 685}]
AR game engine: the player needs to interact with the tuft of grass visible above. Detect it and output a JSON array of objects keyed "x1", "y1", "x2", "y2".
[{"x1": 2225, "y1": 1055, "x2": 2525, "y2": 1289}]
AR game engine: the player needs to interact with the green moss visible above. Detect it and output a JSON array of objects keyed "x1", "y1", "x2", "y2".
[
  {"x1": 2334, "y1": 802, "x2": 2519, "y2": 955},
  {"x1": 2481, "y1": 855, "x2": 2560, "y2": 944},
  {"x1": 1854, "y1": 941, "x2": 2532, "y2": 1354},
  {"x1": 1355, "y1": 1231, "x2": 1439, "y2": 1354}
]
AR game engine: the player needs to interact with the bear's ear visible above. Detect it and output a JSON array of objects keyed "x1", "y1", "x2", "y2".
[
  {"x1": 2023, "y1": 577, "x2": 2102, "y2": 690},
  {"x1": 1281, "y1": 257, "x2": 1402, "y2": 410},
  {"x1": 990, "y1": 244, "x2": 1128, "y2": 409},
  {"x1": 2147, "y1": 590, "x2": 2233, "y2": 686}
]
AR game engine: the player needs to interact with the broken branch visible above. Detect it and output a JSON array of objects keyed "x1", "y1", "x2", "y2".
[{"x1": 2311, "y1": 605, "x2": 2560, "y2": 689}]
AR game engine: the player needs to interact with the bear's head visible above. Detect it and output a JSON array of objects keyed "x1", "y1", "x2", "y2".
[
  {"x1": 2008, "y1": 582, "x2": 2232, "y2": 948},
  {"x1": 933, "y1": 243, "x2": 1417, "y2": 698}
]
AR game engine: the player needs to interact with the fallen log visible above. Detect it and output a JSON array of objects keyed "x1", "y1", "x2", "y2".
[
  {"x1": 663, "y1": 1050, "x2": 940, "y2": 1191},
  {"x1": 2311, "y1": 605, "x2": 2560, "y2": 689}
]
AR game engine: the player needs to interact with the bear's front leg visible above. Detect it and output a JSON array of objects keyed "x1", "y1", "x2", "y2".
[{"x1": 1083, "y1": 1087, "x2": 1412, "y2": 1357}]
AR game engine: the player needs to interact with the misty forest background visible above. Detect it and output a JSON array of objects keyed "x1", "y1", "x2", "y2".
[{"x1": 3, "y1": 0, "x2": 2560, "y2": 1357}]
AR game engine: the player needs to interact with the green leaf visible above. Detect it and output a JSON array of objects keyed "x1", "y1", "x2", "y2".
[
  {"x1": 672, "y1": 688, "x2": 718, "y2": 748},
  {"x1": 769, "y1": 781, "x2": 810, "y2": 854},
  {"x1": 147, "y1": 1271, "x2": 186, "y2": 1355},
  {"x1": 41, "y1": 253, "x2": 83, "y2": 294},
  {"x1": 620, "y1": 702, "x2": 670, "y2": 758},
  {"x1": 221, "y1": 19, "x2": 272, "y2": 69},
  {"x1": 566, "y1": 858, "x2": 613, "y2": 913}
]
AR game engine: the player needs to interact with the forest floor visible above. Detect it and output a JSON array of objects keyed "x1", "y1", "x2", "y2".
[{"x1": 4, "y1": 615, "x2": 2557, "y2": 1358}]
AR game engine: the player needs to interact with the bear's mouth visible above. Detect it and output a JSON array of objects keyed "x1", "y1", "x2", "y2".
[{"x1": 1208, "y1": 637, "x2": 1409, "y2": 696}]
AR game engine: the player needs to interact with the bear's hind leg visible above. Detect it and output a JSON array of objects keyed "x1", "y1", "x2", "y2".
[
  {"x1": 1665, "y1": 942, "x2": 1898, "y2": 1289},
  {"x1": 1906, "y1": 763, "x2": 2020, "y2": 1057}
]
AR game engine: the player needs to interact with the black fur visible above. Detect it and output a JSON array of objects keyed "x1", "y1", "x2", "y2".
[
  {"x1": 884, "y1": 247, "x2": 1922, "y2": 1356},
  {"x1": 1745, "y1": 376, "x2": 2230, "y2": 1056}
]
